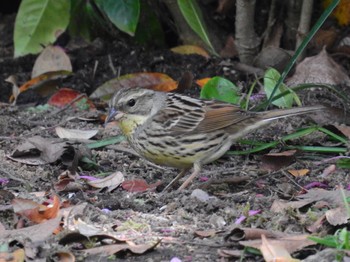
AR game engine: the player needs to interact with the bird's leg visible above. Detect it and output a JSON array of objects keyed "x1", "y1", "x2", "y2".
[
  {"x1": 178, "y1": 163, "x2": 201, "y2": 190},
  {"x1": 162, "y1": 168, "x2": 190, "y2": 192}
]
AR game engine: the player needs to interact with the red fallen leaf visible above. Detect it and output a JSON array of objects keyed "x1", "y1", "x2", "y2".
[
  {"x1": 12, "y1": 195, "x2": 60, "y2": 224},
  {"x1": 9, "y1": 70, "x2": 72, "y2": 102},
  {"x1": 48, "y1": 88, "x2": 96, "y2": 109},
  {"x1": 121, "y1": 179, "x2": 161, "y2": 192}
]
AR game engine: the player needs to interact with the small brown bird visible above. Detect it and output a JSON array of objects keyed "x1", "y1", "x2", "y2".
[{"x1": 106, "y1": 88, "x2": 323, "y2": 191}]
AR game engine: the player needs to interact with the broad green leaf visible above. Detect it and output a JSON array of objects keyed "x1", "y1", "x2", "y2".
[
  {"x1": 14, "y1": 0, "x2": 70, "y2": 57},
  {"x1": 264, "y1": 68, "x2": 295, "y2": 108},
  {"x1": 68, "y1": 0, "x2": 94, "y2": 40},
  {"x1": 200, "y1": 76, "x2": 240, "y2": 104},
  {"x1": 94, "y1": 0, "x2": 140, "y2": 36},
  {"x1": 134, "y1": 1, "x2": 165, "y2": 47},
  {"x1": 177, "y1": 0, "x2": 216, "y2": 55}
]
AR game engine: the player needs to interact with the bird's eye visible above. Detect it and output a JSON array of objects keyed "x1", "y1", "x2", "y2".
[{"x1": 127, "y1": 99, "x2": 136, "y2": 107}]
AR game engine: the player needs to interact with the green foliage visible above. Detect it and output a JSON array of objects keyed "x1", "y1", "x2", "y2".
[
  {"x1": 266, "y1": 0, "x2": 340, "y2": 108},
  {"x1": 14, "y1": 0, "x2": 142, "y2": 57},
  {"x1": 14, "y1": 0, "x2": 70, "y2": 57},
  {"x1": 94, "y1": 0, "x2": 140, "y2": 36},
  {"x1": 200, "y1": 76, "x2": 240, "y2": 104},
  {"x1": 177, "y1": 0, "x2": 217, "y2": 55},
  {"x1": 309, "y1": 228, "x2": 350, "y2": 260},
  {"x1": 263, "y1": 68, "x2": 300, "y2": 108}
]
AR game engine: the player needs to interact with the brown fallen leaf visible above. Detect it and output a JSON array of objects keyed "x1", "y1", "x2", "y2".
[
  {"x1": 260, "y1": 234, "x2": 300, "y2": 262},
  {"x1": 0, "y1": 216, "x2": 62, "y2": 242},
  {"x1": 286, "y1": 47, "x2": 350, "y2": 86},
  {"x1": 87, "y1": 172, "x2": 124, "y2": 191},
  {"x1": 90, "y1": 72, "x2": 177, "y2": 101},
  {"x1": 8, "y1": 136, "x2": 68, "y2": 165},
  {"x1": 12, "y1": 195, "x2": 60, "y2": 224},
  {"x1": 83, "y1": 239, "x2": 161, "y2": 256},
  {"x1": 9, "y1": 70, "x2": 72, "y2": 102},
  {"x1": 261, "y1": 150, "x2": 297, "y2": 172},
  {"x1": 171, "y1": 45, "x2": 210, "y2": 58},
  {"x1": 55, "y1": 126, "x2": 99, "y2": 140},
  {"x1": 288, "y1": 169, "x2": 309, "y2": 177},
  {"x1": 122, "y1": 179, "x2": 161, "y2": 192},
  {"x1": 225, "y1": 227, "x2": 285, "y2": 242},
  {"x1": 240, "y1": 234, "x2": 315, "y2": 254},
  {"x1": 32, "y1": 45, "x2": 72, "y2": 78},
  {"x1": 325, "y1": 206, "x2": 350, "y2": 226}
]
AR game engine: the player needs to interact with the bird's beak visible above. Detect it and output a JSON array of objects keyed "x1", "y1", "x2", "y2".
[{"x1": 104, "y1": 108, "x2": 124, "y2": 126}]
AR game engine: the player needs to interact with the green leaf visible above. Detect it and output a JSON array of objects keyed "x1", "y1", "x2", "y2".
[
  {"x1": 14, "y1": 0, "x2": 70, "y2": 57},
  {"x1": 200, "y1": 76, "x2": 240, "y2": 104},
  {"x1": 266, "y1": 0, "x2": 340, "y2": 108},
  {"x1": 264, "y1": 68, "x2": 295, "y2": 108},
  {"x1": 68, "y1": 0, "x2": 94, "y2": 40},
  {"x1": 177, "y1": 0, "x2": 216, "y2": 55},
  {"x1": 337, "y1": 158, "x2": 350, "y2": 169},
  {"x1": 87, "y1": 135, "x2": 126, "y2": 149},
  {"x1": 94, "y1": 0, "x2": 140, "y2": 36},
  {"x1": 308, "y1": 235, "x2": 339, "y2": 248},
  {"x1": 134, "y1": 1, "x2": 165, "y2": 47}
]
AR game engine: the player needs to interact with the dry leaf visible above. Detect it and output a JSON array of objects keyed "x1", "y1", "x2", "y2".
[
  {"x1": 171, "y1": 45, "x2": 209, "y2": 58},
  {"x1": 288, "y1": 169, "x2": 309, "y2": 177},
  {"x1": 87, "y1": 172, "x2": 124, "y2": 190},
  {"x1": 83, "y1": 239, "x2": 161, "y2": 256},
  {"x1": 240, "y1": 234, "x2": 315, "y2": 255},
  {"x1": 8, "y1": 136, "x2": 68, "y2": 165},
  {"x1": 32, "y1": 45, "x2": 72, "y2": 78},
  {"x1": 261, "y1": 150, "x2": 297, "y2": 171},
  {"x1": 260, "y1": 234, "x2": 300, "y2": 262},
  {"x1": 325, "y1": 207, "x2": 350, "y2": 226},
  {"x1": 287, "y1": 48, "x2": 350, "y2": 86},
  {"x1": 9, "y1": 70, "x2": 72, "y2": 102},
  {"x1": 55, "y1": 127, "x2": 98, "y2": 140},
  {"x1": 334, "y1": 124, "x2": 350, "y2": 139},
  {"x1": 122, "y1": 179, "x2": 161, "y2": 192},
  {"x1": 90, "y1": 72, "x2": 177, "y2": 101},
  {"x1": 0, "y1": 216, "x2": 62, "y2": 242},
  {"x1": 12, "y1": 195, "x2": 60, "y2": 223}
]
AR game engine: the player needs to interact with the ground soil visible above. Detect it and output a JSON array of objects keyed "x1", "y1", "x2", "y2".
[{"x1": 1, "y1": 14, "x2": 350, "y2": 262}]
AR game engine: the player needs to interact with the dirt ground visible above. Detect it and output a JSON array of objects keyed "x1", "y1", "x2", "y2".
[{"x1": 1, "y1": 14, "x2": 350, "y2": 262}]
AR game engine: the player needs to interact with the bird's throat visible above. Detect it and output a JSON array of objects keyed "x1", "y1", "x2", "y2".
[{"x1": 119, "y1": 115, "x2": 147, "y2": 137}]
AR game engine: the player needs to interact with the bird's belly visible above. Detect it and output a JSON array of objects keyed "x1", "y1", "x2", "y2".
[{"x1": 130, "y1": 132, "x2": 231, "y2": 168}]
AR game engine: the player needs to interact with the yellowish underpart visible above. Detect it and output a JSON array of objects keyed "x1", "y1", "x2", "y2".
[{"x1": 119, "y1": 115, "x2": 147, "y2": 137}]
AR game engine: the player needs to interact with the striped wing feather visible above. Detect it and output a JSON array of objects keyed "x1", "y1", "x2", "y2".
[{"x1": 154, "y1": 95, "x2": 260, "y2": 134}]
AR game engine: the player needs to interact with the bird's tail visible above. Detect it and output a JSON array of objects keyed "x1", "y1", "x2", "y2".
[{"x1": 261, "y1": 105, "x2": 325, "y2": 121}]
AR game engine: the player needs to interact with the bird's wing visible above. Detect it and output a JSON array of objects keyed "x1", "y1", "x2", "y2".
[
  {"x1": 194, "y1": 101, "x2": 257, "y2": 133},
  {"x1": 152, "y1": 94, "x2": 258, "y2": 134}
]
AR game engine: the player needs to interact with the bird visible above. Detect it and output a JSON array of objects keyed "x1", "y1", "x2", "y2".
[{"x1": 105, "y1": 87, "x2": 324, "y2": 191}]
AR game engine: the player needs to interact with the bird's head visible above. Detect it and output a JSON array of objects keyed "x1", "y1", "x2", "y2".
[{"x1": 105, "y1": 88, "x2": 165, "y2": 136}]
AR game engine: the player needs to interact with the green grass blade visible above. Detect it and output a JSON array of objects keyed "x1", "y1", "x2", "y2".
[{"x1": 265, "y1": 0, "x2": 340, "y2": 108}]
